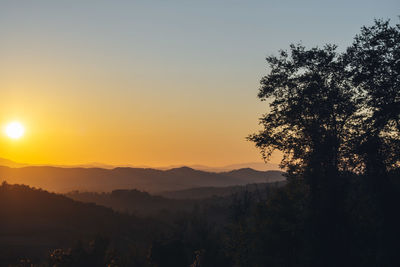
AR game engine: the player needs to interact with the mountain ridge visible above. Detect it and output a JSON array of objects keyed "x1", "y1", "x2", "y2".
[
  {"x1": 0, "y1": 157, "x2": 280, "y2": 171},
  {"x1": 0, "y1": 164, "x2": 284, "y2": 193}
]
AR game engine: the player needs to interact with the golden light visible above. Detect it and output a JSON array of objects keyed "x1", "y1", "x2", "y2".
[{"x1": 5, "y1": 121, "x2": 25, "y2": 139}]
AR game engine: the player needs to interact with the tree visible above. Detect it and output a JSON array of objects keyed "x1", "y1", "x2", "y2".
[
  {"x1": 248, "y1": 44, "x2": 357, "y2": 178},
  {"x1": 345, "y1": 19, "x2": 400, "y2": 265},
  {"x1": 346, "y1": 19, "x2": 400, "y2": 177},
  {"x1": 248, "y1": 19, "x2": 400, "y2": 266},
  {"x1": 248, "y1": 44, "x2": 358, "y2": 266}
]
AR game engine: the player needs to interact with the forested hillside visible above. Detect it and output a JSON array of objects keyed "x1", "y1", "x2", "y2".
[
  {"x1": 0, "y1": 182, "x2": 166, "y2": 266},
  {"x1": 157, "y1": 181, "x2": 285, "y2": 199}
]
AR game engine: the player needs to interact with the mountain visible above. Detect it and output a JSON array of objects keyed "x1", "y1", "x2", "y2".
[
  {"x1": 194, "y1": 162, "x2": 281, "y2": 172},
  {"x1": 0, "y1": 182, "x2": 163, "y2": 264},
  {"x1": 0, "y1": 157, "x2": 281, "y2": 171},
  {"x1": 221, "y1": 168, "x2": 284, "y2": 183},
  {"x1": 0, "y1": 158, "x2": 28, "y2": 168},
  {"x1": 66, "y1": 189, "x2": 196, "y2": 217},
  {"x1": 67, "y1": 180, "x2": 286, "y2": 216},
  {"x1": 0, "y1": 165, "x2": 284, "y2": 193},
  {"x1": 157, "y1": 181, "x2": 286, "y2": 199},
  {"x1": 154, "y1": 162, "x2": 281, "y2": 172}
]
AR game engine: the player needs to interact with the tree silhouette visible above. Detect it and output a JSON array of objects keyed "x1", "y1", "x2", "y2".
[
  {"x1": 345, "y1": 19, "x2": 400, "y2": 265},
  {"x1": 249, "y1": 19, "x2": 400, "y2": 266},
  {"x1": 248, "y1": 44, "x2": 357, "y2": 178},
  {"x1": 346, "y1": 19, "x2": 400, "y2": 176}
]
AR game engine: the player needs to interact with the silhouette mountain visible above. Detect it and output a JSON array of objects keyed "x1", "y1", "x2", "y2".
[
  {"x1": 0, "y1": 157, "x2": 281, "y2": 171},
  {"x1": 0, "y1": 182, "x2": 163, "y2": 263},
  {"x1": 66, "y1": 180, "x2": 286, "y2": 216},
  {"x1": 221, "y1": 169, "x2": 283, "y2": 183},
  {"x1": 0, "y1": 158, "x2": 28, "y2": 168},
  {"x1": 67, "y1": 189, "x2": 195, "y2": 217},
  {"x1": 157, "y1": 181, "x2": 286, "y2": 199},
  {"x1": 0, "y1": 165, "x2": 284, "y2": 193}
]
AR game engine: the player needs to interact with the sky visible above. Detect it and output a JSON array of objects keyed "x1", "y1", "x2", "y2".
[{"x1": 0, "y1": 1, "x2": 398, "y2": 168}]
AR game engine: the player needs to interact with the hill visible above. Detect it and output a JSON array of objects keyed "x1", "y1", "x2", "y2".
[
  {"x1": 66, "y1": 180, "x2": 286, "y2": 217},
  {"x1": 221, "y1": 169, "x2": 283, "y2": 183},
  {"x1": 0, "y1": 158, "x2": 28, "y2": 168},
  {"x1": 0, "y1": 157, "x2": 281, "y2": 171},
  {"x1": 66, "y1": 189, "x2": 196, "y2": 217},
  {"x1": 0, "y1": 182, "x2": 163, "y2": 265},
  {"x1": 0, "y1": 165, "x2": 284, "y2": 193},
  {"x1": 157, "y1": 180, "x2": 286, "y2": 199}
]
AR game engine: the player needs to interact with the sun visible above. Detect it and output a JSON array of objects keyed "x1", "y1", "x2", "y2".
[{"x1": 5, "y1": 121, "x2": 25, "y2": 139}]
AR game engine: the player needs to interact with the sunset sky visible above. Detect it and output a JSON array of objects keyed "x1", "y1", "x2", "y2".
[{"x1": 0, "y1": 1, "x2": 398, "y2": 167}]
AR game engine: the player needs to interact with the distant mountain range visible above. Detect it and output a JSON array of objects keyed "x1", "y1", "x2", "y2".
[
  {"x1": 157, "y1": 162, "x2": 281, "y2": 172},
  {"x1": 0, "y1": 157, "x2": 281, "y2": 171},
  {"x1": 0, "y1": 158, "x2": 28, "y2": 168},
  {"x1": 0, "y1": 164, "x2": 284, "y2": 193}
]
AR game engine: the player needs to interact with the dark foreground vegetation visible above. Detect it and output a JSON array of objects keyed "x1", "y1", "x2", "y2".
[
  {"x1": 0, "y1": 19, "x2": 399, "y2": 266},
  {"x1": 0, "y1": 181, "x2": 283, "y2": 266}
]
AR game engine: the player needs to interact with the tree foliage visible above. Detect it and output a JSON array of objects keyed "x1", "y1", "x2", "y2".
[
  {"x1": 248, "y1": 18, "x2": 400, "y2": 267},
  {"x1": 248, "y1": 44, "x2": 358, "y2": 178},
  {"x1": 249, "y1": 18, "x2": 400, "y2": 178},
  {"x1": 346, "y1": 19, "x2": 400, "y2": 175}
]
